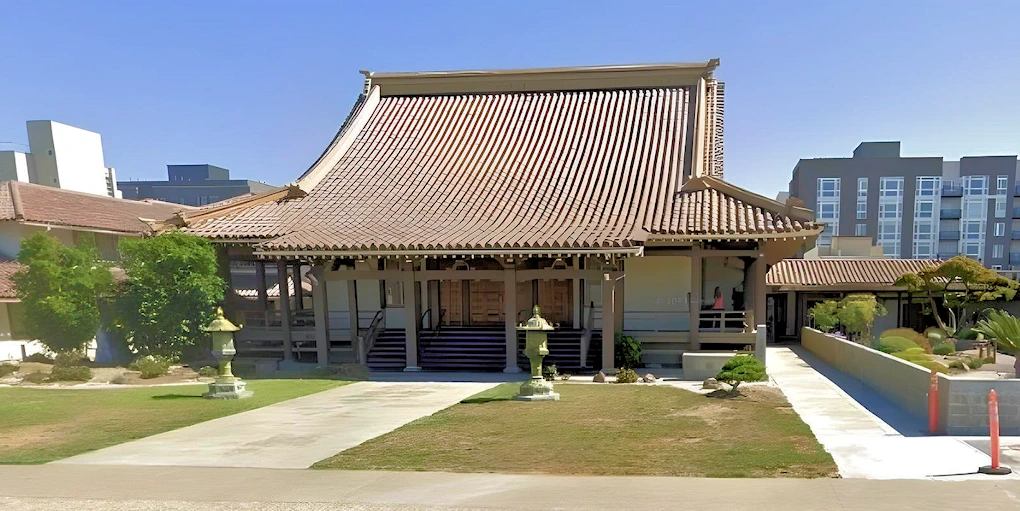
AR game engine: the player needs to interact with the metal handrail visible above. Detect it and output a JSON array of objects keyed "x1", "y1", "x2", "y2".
[
  {"x1": 359, "y1": 310, "x2": 385, "y2": 365},
  {"x1": 579, "y1": 301, "x2": 595, "y2": 368}
]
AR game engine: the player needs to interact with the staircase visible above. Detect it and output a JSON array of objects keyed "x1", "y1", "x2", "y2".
[
  {"x1": 419, "y1": 327, "x2": 507, "y2": 371},
  {"x1": 365, "y1": 329, "x2": 407, "y2": 371},
  {"x1": 517, "y1": 328, "x2": 602, "y2": 373}
]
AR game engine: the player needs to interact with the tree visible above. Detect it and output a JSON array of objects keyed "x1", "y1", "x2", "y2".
[
  {"x1": 13, "y1": 232, "x2": 113, "y2": 353},
  {"x1": 836, "y1": 294, "x2": 887, "y2": 346},
  {"x1": 715, "y1": 355, "x2": 766, "y2": 396},
  {"x1": 973, "y1": 309, "x2": 1020, "y2": 377},
  {"x1": 808, "y1": 300, "x2": 839, "y2": 333},
  {"x1": 895, "y1": 256, "x2": 1018, "y2": 336},
  {"x1": 113, "y1": 231, "x2": 226, "y2": 359}
]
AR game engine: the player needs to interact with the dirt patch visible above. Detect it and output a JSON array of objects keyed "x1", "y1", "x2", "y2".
[
  {"x1": 668, "y1": 402, "x2": 732, "y2": 426},
  {"x1": 0, "y1": 423, "x2": 77, "y2": 450}
]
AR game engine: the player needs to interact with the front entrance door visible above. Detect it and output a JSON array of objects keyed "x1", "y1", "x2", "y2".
[
  {"x1": 439, "y1": 280, "x2": 504, "y2": 326},
  {"x1": 535, "y1": 279, "x2": 572, "y2": 326}
]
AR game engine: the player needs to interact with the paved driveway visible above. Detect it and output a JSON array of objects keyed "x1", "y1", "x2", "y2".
[{"x1": 55, "y1": 381, "x2": 496, "y2": 469}]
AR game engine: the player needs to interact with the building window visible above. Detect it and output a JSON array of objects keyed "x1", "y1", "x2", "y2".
[
  {"x1": 876, "y1": 177, "x2": 904, "y2": 258},
  {"x1": 816, "y1": 178, "x2": 841, "y2": 247},
  {"x1": 916, "y1": 176, "x2": 939, "y2": 196},
  {"x1": 856, "y1": 178, "x2": 868, "y2": 220},
  {"x1": 855, "y1": 223, "x2": 867, "y2": 236},
  {"x1": 960, "y1": 176, "x2": 988, "y2": 262},
  {"x1": 993, "y1": 244, "x2": 1005, "y2": 259},
  {"x1": 996, "y1": 222, "x2": 1005, "y2": 237},
  {"x1": 881, "y1": 177, "x2": 904, "y2": 197},
  {"x1": 998, "y1": 175, "x2": 1008, "y2": 192},
  {"x1": 993, "y1": 265, "x2": 1003, "y2": 270},
  {"x1": 913, "y1": 177, "x2": 941, "y2": 259}
]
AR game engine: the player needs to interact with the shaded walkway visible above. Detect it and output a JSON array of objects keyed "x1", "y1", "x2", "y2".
[
  {"x1": 55, "y1": 381, "x2": 495, "y2": 469},
  {"x1": 768, "y1": 347, "x2": 1010, "y2": 479}
]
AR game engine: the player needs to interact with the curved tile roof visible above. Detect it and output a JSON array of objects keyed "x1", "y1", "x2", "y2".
[{"x1": 767, "y1": 258, "x2": 943, "y2": 289}]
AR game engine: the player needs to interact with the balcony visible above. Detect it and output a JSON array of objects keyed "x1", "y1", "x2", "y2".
[
  {"x1": 940, "y1": 208, "x2": 962, "y2": 219},
  {"x1": 938, "y1": 231, "x2": 961, "y2": 241},
  {"x1": 942, "y1": 181, "x2": 963, "y2": 197},
  {"x1": 1011, "y1": 253, "x2": 1020, "y2": 265}
]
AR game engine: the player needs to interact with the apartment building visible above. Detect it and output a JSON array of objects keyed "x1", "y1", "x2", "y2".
[
  {"x1": 788, "y1": 142, "x2": 1020, "y2": 269},
  {"x1": 0, "y1": 120, "x2": 120, "y2": 198},
  {"x1": 119, "y1": 164, "x2": 274, "y2": 206}
]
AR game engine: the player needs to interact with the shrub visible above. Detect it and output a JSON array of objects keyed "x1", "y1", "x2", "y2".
[
  {"x1": 917, "y1": 360, "x2": 949, "y2": 374},
  {"x1": 22, "y1": 371, "x2": 48, "y2": 384},
  {"x1": 966, "y1": 357, "x2": 985, "y2": 370},
  {"x1": 48, "y1": 365, "x2": 93, "y2": 381},
  {"x1": 614, "y1": 368, "x2": 639, "y2": 383},
  {"x1": 891, "y1": 351, "x2": 930, "y2": 363},
  {"x1": 879, "y1": 335, "x2": 922, "y2": 354},
  {"x1": 837, "y1": 294, "x2": 887, "y2": 343},
  {"x1": 715, "y1": 355, "x2": 767, "y2": 395},
  {"x1": 882, "y1": 328, "x2": 932, "y2": 353},
  {"x1": 932, "y1": 342, "x2": 956, "y2": 356},
  {"x1": 22, "y1": 352, "x2": 53, "y2": 364},
  {"x1": 543, "y1": 364, "x2": 558, "y2": 381},
  {"x1": 197, "y1": 365, "x2": 218, "y2": 378},
  {"x1": 923, "y1": 327, "x2": 950, "y2": 347},
  {"x1": 110, "y1": 373, "x2": 131, "y2": 385},
  {"x1": 948, "y1": 360, "x2": 967, "y2": 370},
  {"x1": 53, "y1": 350, "x2": 87, "y2": 368},
  {"x1": 956, "y1": 328, "x2": 979, "y2": 340},
  {"x1": 809, "y1": 300, "x2": 840, "y2": 332},
  {"x1": 0, "y1": 364, "x2": 19, "y2": 377},
  {"x1": 614, "y1": 335, "x2": 642, "y2": 369},
  {"x1": 128, "y1": 356, "x2": 173, "y2": 379}
]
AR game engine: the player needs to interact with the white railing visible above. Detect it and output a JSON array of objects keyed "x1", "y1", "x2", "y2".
[
  {"x1": 698, "y1": 310, "x2": 747, "y2": 333},
  {"x1": 358, "y1": 310, "x2": 386, "y2": 365}
]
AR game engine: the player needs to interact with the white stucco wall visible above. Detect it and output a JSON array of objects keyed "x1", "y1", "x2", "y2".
[
  {"x1": 0, "y1": 151, "x2": 31, "y2": 182},
  {"x1": 27, "y1": 121, "x2": 111, "y2": 196},
  {"x1": 624, "y1": 255, "x2": 691, "y2": 331}
]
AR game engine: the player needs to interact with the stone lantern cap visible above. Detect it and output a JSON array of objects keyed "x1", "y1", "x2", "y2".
[
  {"x1": 202, "y1": 307, "x2": 241, "y2": 333},
  {"x1": 517, "y1": 305, "x2": 555, "y2": 331}
]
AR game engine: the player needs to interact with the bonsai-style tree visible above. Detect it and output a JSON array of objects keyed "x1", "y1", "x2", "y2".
[
  {"x1": 13, "y1": 232, "x2": 113, "y2": 353},
  {"x1": 973, "y1": 309, "x2": 1020, "y2": 377},
  {"x1": 715, "y1": 355, "x2": 767, "y2": 396},
  {"x1": 113, "y1": 231, "x2": 226, "y2": 360},
  {"x1": 895, "y1": 256, "x2": 1018, "y2": 336},
  {"x1": 836, "y1": 294, "x2": 887, "y2": 346},
  {"x1": 808, "y1": 300, "x2": 839, "y2": 333}
]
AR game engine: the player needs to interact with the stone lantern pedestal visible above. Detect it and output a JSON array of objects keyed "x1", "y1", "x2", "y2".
[
  {"x1": 515, "y1": 306, "x2": 559, "y2": 402},
  {"x1": 202, "y1": 307, "x2": 253, "y2": 399}
]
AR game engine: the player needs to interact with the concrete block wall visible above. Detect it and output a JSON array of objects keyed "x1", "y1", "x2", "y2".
[{"x1": 938, "y1": 377, "x2": 1020, "y2": 435}]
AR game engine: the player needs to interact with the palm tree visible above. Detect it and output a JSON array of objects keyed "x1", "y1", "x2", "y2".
[{"x1": 973, "y1": 309, "x2": 1020, "y2": 377}]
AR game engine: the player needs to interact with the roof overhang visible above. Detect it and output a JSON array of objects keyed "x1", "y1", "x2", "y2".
[{"x1": 253, "y1": 246, "x2": 644, "y2": 259}]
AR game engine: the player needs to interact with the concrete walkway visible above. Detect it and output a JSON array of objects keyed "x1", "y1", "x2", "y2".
[
  {"x1": 55, "y1": 381, "x2": 495, "y2": 469},
  {"x1": 769, "y1": 347, "x2": 1016, "y2": 480},
  {"x1": 3, "y1": 464, "x2": 1020, "y2": 510}
]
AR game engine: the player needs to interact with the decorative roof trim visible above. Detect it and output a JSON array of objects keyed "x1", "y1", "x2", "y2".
[
  {"x1": 8, "y1": 181, "x2": 24, "y2": 220},
  {"x1": 682, "y1": 175, "x2": 815, "y2": 222},
  {"x1": 166, "y1": 185, "x2": 305, "y2": 230},
  {"x1": 254, "y1": 247, "x2": 644, "y2": 258},
  {"x1": 363, "y1": 60, "x2": 719, "y2": 97},
  {"x1": 296, "y1": 85, "x2": 382, "y2": 192}
]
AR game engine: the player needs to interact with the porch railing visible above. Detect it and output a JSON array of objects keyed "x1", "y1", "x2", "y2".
[
  {"x1": 358, "y1": 310, "x2": 385, "y2": 365},
  {"x1": 698, "y1": 310, "x2": 747, "y2": 333}
]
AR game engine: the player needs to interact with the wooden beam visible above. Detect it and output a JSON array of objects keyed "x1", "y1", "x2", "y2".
[
  {"x1": 277, "y1": 259, "x2": 293, "y2": 362},
  {"x1": 311, "y1": 266, "x2": 329, "y2": 365},
  {"x1": 348, "y1": 280, "x2": 359, "y2": 360},
  {"x1": 255, "y1": 261, "x2": 267, "y2": 311},
  {"x1": 689, "y1": 255, "x2": 702, "y2": 351},
  {"x1": 601, "y1": 276, "x2": 616, "y2": 373},
  {"x1": 403, "y1": 267, "x2": 420, "y2": 371},
  {"x1": 504, "y1": 268, "x2": 520, "y2": 373}
]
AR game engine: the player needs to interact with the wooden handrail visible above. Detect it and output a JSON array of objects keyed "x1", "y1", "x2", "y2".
[{"x1": 359, "y1": 309, "x2": 385, "y2": 365}]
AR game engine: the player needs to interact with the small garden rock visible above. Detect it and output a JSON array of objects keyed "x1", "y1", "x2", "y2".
[
  {"x1": 703, "y1": 377, "x2": 720, "y2": 389},
  {"x1": 644, "y1": 373, "x2": 656, "y2": 383},
  {"x1": 593, "y1": 371, "x2": 606, "y2": 383}
]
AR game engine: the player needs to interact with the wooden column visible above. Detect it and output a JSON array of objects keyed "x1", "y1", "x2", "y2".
[
  {"x1": 311, "y1": 266, "x2": 329, "y2": 365},
  {"x1": 255, "y1": 261, "x2": 268, "y2": 311},
  {"x1": 348, "y1": 280, "x2": 359, "y2": 362},
  {"x1": 572, "y1": 256, "x2": 581, "y2": 329},
  {"x1": 504, "y1": 268, "x2": 521, "y2": 372},
  {"x1": 614, "y1": 271, "x2": 625, "y2": 339},
  {"x1": 754, "y1": 254, "x2": 767, "y2": 335},
  {"x1": 277, "y1": 259, "x2": 293, "y2": 362},
  {"x1": 689, "y1": 255, "x2": 702, "y2": 351},
  {"x1": 601, "y1": 275, "x2": 616, "y2": 372},
  {"x1": 403, "y1": 265, "x2": 420, "y2": 371},
  {"x1": 293, "y1": 263, "x2": 304, "y2": 311}
]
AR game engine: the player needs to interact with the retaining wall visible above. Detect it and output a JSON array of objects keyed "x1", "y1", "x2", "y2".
[{"x1": 801, "y1": 327, "x2": 1020, "y2": 435}]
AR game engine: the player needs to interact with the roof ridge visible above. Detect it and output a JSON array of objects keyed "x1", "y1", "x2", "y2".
[{"x1": 682, "y1": 176, "x2": 814, "y2": 221}]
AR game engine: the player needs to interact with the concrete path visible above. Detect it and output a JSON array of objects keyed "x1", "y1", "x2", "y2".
[
  {"x1": 3, "y1": 465, "x2": 1020, "y2": 510},
  {"x1": 55, "y1": 381, "x2": 495, "y2": 469},
  {"x1": 769, "y1": 347, "x2": 1016, "y2": 480}
]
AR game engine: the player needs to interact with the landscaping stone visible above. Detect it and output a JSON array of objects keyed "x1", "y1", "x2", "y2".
[
  {"x1": 703, "y1": 378, "x2": 720, "y2": 389},
  {"x1": 593, "y1": 371, "x2": 606, "y2": 383},
  {"x1": 644, "y1": 373, "x2": 657, "y2": 383}
]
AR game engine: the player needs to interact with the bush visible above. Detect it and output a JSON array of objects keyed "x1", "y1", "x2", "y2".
[
  {"x1": 878, "y1": 335, "x2": 922, "y2": 354},
  {"x1": 110, "y1": 373, "x2": 131, "y2": 384},
  {"x1": 197, "y1": 365, "x2": 218, "y2": 378},
  {"x1": 967, "y1": 357, "x2": 984, "y2": 370},
  {"x1": 615, "y1": 368, "x2": 639, "y2": 383},
  {"x1": 715, "y1": 355, "x2": 767, "y2": 395},
  {"x1": 53, "y1": 350, "x2": 87, "y2": 368},
  {"x1": 809, "y1": 300, "x2": 840, "y2": 333},
  {"x1": 917, "y1": 360, "x2": 949, "y2": 374},
  {"x1": 543, "y1": 364, "x2": 558, "y2": 381},
  {"x1": 891, "y1": 351, "x2": 930, "y2": 363},
  {"x1": 956, "y1": 328, "x2": 979, "y2": 341},
  {"x1": 128, "y1": 356, "x2": 173, "y2": 379},
  {"x1": 22, "y1": 371, "x2": 48, "y2": 384},
  {"x1": 22, "y1": 352, "x2": 53, "y2": 364},
  {"x1": 0, "y1": 364, "x2": 19, "y2": 377},
  {"x1": 48, "y1": 365, "x2": 93, "y2": 381},
  {"x1": 614, "y1": 335, "x2": 642, "y2": 369},
  {"x1": 932, "y1": 342, "x2": 956, "y2": 356},
  {"x1": 948, "y1": 360, "x2": 966, "y2": 370},
  {"x1": 882, "y1": 328, "x2": 932, "y2": 353}
]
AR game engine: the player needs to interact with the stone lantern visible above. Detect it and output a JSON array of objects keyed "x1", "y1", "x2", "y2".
[
  {"x1": 514, "y1": 305, "x2": 559, "y2": 401},
  {"x1": 202, "y1": 307, "x2": 252, "y2": 399}
]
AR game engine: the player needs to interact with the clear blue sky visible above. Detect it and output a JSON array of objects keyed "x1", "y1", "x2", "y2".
[{"x1": 2, "y1": 0, "x2": 1018, "y2": 197}]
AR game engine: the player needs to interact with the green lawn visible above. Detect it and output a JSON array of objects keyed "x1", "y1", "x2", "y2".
[
  {"x1": 315, "y1": 384, "x2": 836, "y2": 478},
  {"x1": 0, "y1": 379, "x2": 347, "y2": 464}
]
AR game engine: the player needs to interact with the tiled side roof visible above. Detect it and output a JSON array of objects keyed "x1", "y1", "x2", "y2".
[
  {"x1": 234, "y1": 276, "x2": 312, "y2": 299},
  {"x1": 767, "y1": 258, "x2": 943, "y2": 288},
  {"x1": 0, "y1": 260, "x2": 21, "y2": 299},
  {"x1": 0, "y1": 181, "x2": 191, "y2": 234},
  {"x1": 200, "y1": 87, "x2": 694, "y2": 251}
]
